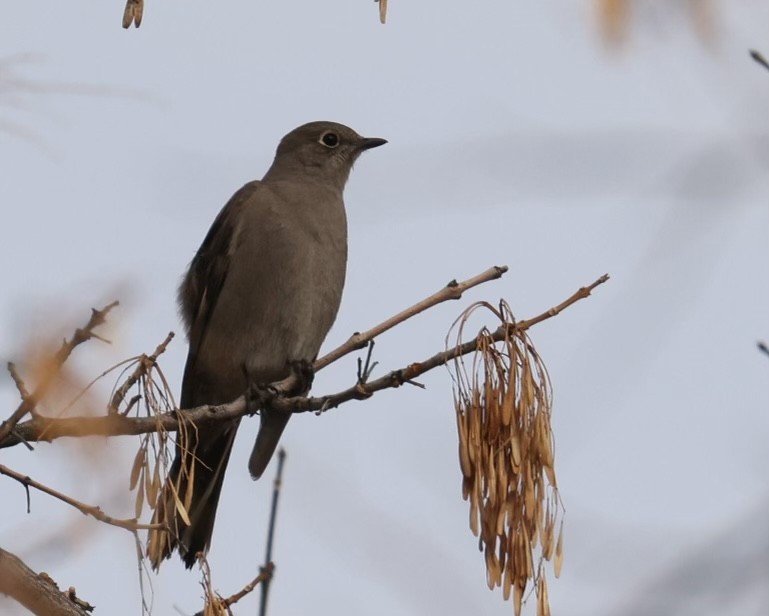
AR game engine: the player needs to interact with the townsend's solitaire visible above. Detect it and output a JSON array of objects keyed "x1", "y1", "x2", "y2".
[{"x1": 148, "y1": 121, "x2": 386, "y2": 569}]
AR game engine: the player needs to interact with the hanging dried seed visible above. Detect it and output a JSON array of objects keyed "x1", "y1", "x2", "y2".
[
  {"x1": 129, "y1": 445, "x2": 145, "y2": 490},
  {"x1": 448, "y1": 300, "x2": 563, "y2": 616}
]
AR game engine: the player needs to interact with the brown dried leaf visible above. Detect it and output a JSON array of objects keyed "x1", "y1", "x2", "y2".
[
  {"x1": 554, "y1": 522, "x2": 564, "y2": 578},
  {"x1": 537, "y1": 573, "x2": 549, "y2": 616},
  {"x1": 183, "y1": 455, "x2": 195, "y2": 512},
  {"x1": 168, "y1": 482, "x2": 191, "y2": 527},
  {"x1": 148, "y1": 460, "x2": 161, "y2": 506},
  {"x1": 511, "y1": 434, "x2": 522, "y2": 471},
  {"x1": 484, "y1": 544, "x2": 498, "y2": 590},
  {"x1": 513, "y1": 581, "x2": 523, "y2": 616},
  {"x1": 503, "y1": 549, "x2": 513, "y2": 601},
  {"x1": 134, "y1": 470, "x2": 145, "y2": 518},
  {"x1": 456, "y1": 406, "x2": 472, "y2": 478},
  {"x1": 378, "y1": 0, "x2": 387, "y2": 24},
  {"x1": 469, "y1": 490, "x2": 479, "y2": 537},
  {"x1": 486, "y1": 443, "x2": 497, "y2": 507},
  {"x1": 129, "y1": 446, "x2": 145, "y2": 490}
]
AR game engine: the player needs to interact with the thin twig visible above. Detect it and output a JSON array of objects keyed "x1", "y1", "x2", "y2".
[
  {"x1": 108, "y1": 331, "x2": 175, "y2": 414},
  {"x1": 749, "y1": 49, "x2": 769, "y2": 72},
  {"x1": 0, "y1": 274, "x2": 608, "y2": 447},
  {"x1": 0, "y1": 301, "x2": 118, "y2": 443},
  {"x1": 0, "y1": 464, "x2": 163, "y2": 532},
  {"x1": 4, "y1": 362, "x2": 34, "y2": 450},
  {"x1": 223, "y1": 563, "x2": 274, "y2": 607},
  {"x1": 7, "y1": 362, "x2": 32, "y2": 410},
  {"x1": 259, "y1": 449, "x2": 285, "y2": 616},
  {"x1": 191, "y1": 562, "x2": 273, "y2": 616},
  {"x1": 315, "y1": 265, "x2": 507, "y2": 372}
]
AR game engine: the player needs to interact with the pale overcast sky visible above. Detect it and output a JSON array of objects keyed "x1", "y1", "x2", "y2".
[{"x1": 1, "y1": 1, "x2": 767, "y2": 615}]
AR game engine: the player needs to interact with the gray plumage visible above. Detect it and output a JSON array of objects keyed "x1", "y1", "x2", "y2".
[{"x1": 148, "y1": 121, "x2": 386, "y2": 569}]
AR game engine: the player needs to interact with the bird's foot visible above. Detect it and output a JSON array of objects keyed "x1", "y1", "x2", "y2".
[
  {"x1": 246, "y1": 382, "x2": 278, "y2": 416},
  {"x1": 289, "y1": 359, "x2": 314, "y2": 395}
]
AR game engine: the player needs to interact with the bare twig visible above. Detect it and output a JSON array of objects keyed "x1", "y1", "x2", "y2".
[
  {"x1": 315, "y1": 265, "x2": 508, "y2": 372},
  {"x1": 0, "y1": 547, "x2": 93, "y2": 615},
  {"x1": 224, "y1": 563, "x2": 274, "y2": 608},
  {"x1": 0, "y1": 301, "x2": 118, "y2": 443},
  {"x1": 192, "y1": 563, "x2": 274, "y2": 616},
  {"x1": 0, "y1": 464, "x2": 163, "y2": 532},
  {"x1": 259, "y1": 449, "x2": 286, "y2": 616},
  {"x1": 108, "y1": 331, "x2": 175, "y2": 414},
  {"x1": 1, "y1": 274, "x2": 608, "y2": 448},
  {"x1": 5, "y1": 362, "x2": 34, "y2": 450},
  {"x1": 758, "y1": 341, "x2": 769, "y2": 358},
  {"x1": 7, "y1": 362, "x2": 32, "y2": 409},
  {"x1": 749, "y1": 49, "x2": 769, "y2": 72}
]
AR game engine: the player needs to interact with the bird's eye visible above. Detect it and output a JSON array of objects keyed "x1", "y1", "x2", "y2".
[{"x1": 320, "y1": 132, "x2": 339, "y2": 148}]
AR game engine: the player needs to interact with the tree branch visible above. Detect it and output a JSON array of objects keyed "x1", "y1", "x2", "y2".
[
  {"x1": 107, "y1": 331, "x2": 175, "y2": 415},
  {"x1": 0, "y1": 547, "x2": 93, "y2": 615},
  {"x1": 315, "y1": 265, "x2": 508, "y2": 371},
  {"x1": 0, "y1": 464, "x2": 162, "y2": 532},
  {"x1": 0, "y1": 301, "x2": 118, "y2": 444},
  {"x1": 0, "y1": 274, "x2": 608, "y2": 447},
  {"x1": 749, "y1": 49, "x2": 769, "y2": 72}
]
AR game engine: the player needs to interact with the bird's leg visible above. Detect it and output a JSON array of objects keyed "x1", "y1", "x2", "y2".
[
  {"x1": 289, "y1": 359, "x2": 314, "y2": 395},
  {"x1": 242, "y1": 365, "x2": 278, "y2": 417},
  {"x1": 246, "y1": 382, "x2": 279, "y2": 417}
]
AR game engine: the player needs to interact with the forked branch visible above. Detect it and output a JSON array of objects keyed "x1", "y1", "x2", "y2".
[{"x1": 1, "y1": 272, "x2": 609, "y2": 447}]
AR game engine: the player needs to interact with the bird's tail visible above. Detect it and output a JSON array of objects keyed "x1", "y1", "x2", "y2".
[
  {"x1": 148, "y1": 419, "x2": 240, "y2": 570},
  {"x1": 248, "y1": 409, "x2": 291, "y2": 479}
]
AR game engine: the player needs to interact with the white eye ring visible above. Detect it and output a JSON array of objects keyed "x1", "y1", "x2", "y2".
[{"x1": 319, "y1": 131, "x2": 340, "y2": 148}]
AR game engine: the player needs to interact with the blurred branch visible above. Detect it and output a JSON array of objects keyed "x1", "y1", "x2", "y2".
[
  {"x1": 757, "y1": 341, "x2": 769, "y2": 359},
  {"x1": 0, "y1": 463, "x2": 162, "y2": 532},
  {"x1": 194, "y1": 563, "x2": 274, "y2": 616},
  {"x1": 229, "y1": 564, "x2": 274, "y2": 608},
  {"x1": 0, "y1": 547, "x2": 93, "y2": 615},
  {"x1": 0, "y1": 301, "x2": 118, "y2": 444},
  {"x1": 749, "y1": 49, "x2": 769, "y2": 73},
  {"x1": 1, "y1": 272, "x2": 609, "y2": 447},
  {"x1": 259, "y1": 449, "x2": 285, "y2": 616}
]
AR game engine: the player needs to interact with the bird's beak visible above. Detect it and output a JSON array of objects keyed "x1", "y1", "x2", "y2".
[{"x1": 358, "y1": 137, "x2": 388, "y2": 151}]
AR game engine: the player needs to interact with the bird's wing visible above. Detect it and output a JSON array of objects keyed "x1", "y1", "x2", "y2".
[{"x1": 178, "y1": 181, "x2": 260, "y2": 393}]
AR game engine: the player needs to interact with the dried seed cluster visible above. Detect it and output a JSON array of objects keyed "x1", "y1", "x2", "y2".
[
  {"x1": 115, "y1": 354, "x2": 184, "y2": 564},
  {"x1": 145, "y1": 414, "x2": 198, "y2": 564},
  {"x1": 448, "y1": 300, "x2": 563, "y2": 616}
]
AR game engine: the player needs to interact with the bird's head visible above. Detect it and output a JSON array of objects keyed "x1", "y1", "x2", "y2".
[{"x1": 265, "y1": 121, "x2": 387, "y2": 188}]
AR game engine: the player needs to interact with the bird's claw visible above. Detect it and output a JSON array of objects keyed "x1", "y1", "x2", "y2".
[
  {"x1": 246, "y1": 382, "x2": 278, "y2": 416},
  {"x1": 289, "y1": 359, "x2": 315, "y2": 394}
]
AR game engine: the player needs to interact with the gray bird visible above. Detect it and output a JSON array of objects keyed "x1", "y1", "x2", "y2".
[{"x1": 148, "y1": 121, "x2": 386, "y2": 569}]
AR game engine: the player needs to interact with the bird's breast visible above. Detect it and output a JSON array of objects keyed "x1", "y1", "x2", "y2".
[{"x1": 201, "y1": 187, "x2": 348, "y2": 382}]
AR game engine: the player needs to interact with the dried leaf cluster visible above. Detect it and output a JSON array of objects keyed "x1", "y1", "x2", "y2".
[
  {"x1": 114, "y1": 347, "x2": 191, "y2": 565},
  {"x1": 198, "y1": 555, "x2": 232, "y2": 616},
  {"x1": 144, "y1": 414, "x2": 198, "y2": 565},
  {"x1": 448, "y1": 300, "x2": 563, "y2": 616},
  {"x1": 117, "y1": 353, "x2": 173, "y2": 485}
]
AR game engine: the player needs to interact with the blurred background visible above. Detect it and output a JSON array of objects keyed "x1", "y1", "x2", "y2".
[{"x1": 1, "y1": 0, "x2": 767, "y2": 614}]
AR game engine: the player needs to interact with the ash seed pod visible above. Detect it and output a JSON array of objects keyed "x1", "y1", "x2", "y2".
[{"x1": 129, "y1": 446, "x2": 145, "y2": 490}]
